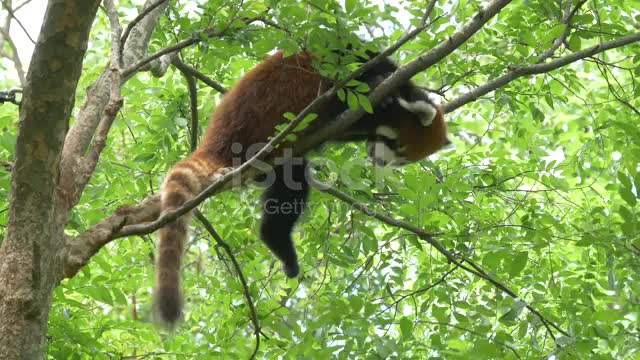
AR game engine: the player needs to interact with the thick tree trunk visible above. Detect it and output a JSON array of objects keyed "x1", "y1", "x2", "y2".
[{"x1": 0, "y1": 1, "x2": 100, "y2": 359}]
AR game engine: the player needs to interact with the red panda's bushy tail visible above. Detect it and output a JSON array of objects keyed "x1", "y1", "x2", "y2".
[{"x1": 154, "y1": 154, "x2": 221, "y2": 326}]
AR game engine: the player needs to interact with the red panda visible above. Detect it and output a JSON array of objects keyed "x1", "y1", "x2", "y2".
[{"x1": 154, "y1": 49, "x2": 448, "y2": 325}]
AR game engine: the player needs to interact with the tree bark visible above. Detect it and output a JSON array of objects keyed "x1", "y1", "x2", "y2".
[{"x1": 0, "y1": 1, "x2": 100, "y2": 359}]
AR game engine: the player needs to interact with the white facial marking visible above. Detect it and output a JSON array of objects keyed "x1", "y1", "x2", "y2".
[
  {"x1": 397, "y1": 97, "x2": 437, "y2": 127},
  {"x1": 371, "y1": 141, "x2": 398, "y2": 166},
  {"x1": 376, "y1": 125, "x2": 398, "y2": 140},
  {"x1": 420, "y1": 105, "x2": 437, "y2": 127}
]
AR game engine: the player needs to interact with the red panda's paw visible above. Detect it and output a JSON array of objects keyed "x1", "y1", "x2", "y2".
[{"x1": 283, "y1": 261, "x2": 300, "y2": 278}]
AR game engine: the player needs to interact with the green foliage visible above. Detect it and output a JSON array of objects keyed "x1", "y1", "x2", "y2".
[{"x1": 2, "y1": 0, "x2": 639, "y2": 358}]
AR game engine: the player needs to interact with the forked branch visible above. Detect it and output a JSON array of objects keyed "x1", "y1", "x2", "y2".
[{"x1": 444, "y1": 31, "x2": 640, "y2": 113}]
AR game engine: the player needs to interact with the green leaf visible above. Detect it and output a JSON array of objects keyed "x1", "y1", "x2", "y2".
[
  {"x1": 619, "y1": 186, "x2": 637, "y2": 206},
  {"x1": 543, "y1": 24, "x2": 567, "y2": 43},
  {"x1": 293, "y1": 113, "x2": 318, "y2": 132},
  {"x1": 345, "y1": 79, "x2": 361, "y2": 87},
  {"x1": 346, "y1": 91, "x2": 358, "y2": 110},
  {"x1": 509, "y1": 251, "x2": 528, "y2": 277},
  {"x1": 345, "y1": 0, "x2": 356, "y2": 13},
  {"x1": 399, "y1": 317, "x2": 413, "y2": 339},
  {"x1": 472, "y1": 339, "x2": 500, "y2": 358},
  {"x1": 357, "y1": 94, "x2": 373, "y2": 113},
  {"x1": 349, "y1": 295, "x2": 363, "y2": 313},
  {"x1": 356, "y1": 82, "x2": 370, "y2": 92},
  {"x1": 568, "y1": 35, "x2": 581, "y2": 51}
]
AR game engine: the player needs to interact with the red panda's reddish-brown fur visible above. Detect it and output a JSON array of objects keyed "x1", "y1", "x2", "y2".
[
  {"x1": 397, "y1": 107, "x2": 447, "y2": 162},
  {"x1": 155, "y1": 51, "x2": 327, "y2": 323},
  {"x1": 196, "y1": 51, "x2": 325, "y2": 163},
  {"x1": 154, "y1": 49, "x2": 448, "y2": 325}
]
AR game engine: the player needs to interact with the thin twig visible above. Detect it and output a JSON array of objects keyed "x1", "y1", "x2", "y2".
[
  {"x1": 537, "y1": 0, "x2": 587, "y2": 63},
  {"x1": 420, "y1": 0, "x2": 438, "y2": 26},
  {"x1": 375, "y1": 265, "x2": 459, "y2": 316},
  {"x1": 420, "y1": 321, "x2": 523, "y2": 359},
  {"x1": 310, "y1": 179, "x2": 570, "y2": 340},
  {"x1": 123, "y1": 36, "x2": 199, "y2": 79},
  {"x1": 0, "y1": 0, "x2": 35, "y2": 44},
  {"x1": 593, "y1": 56, "x2": 640, "y2": 117},
  {"x1": 194, "y1": 211, "x2": 261, "y2": 360},
  {"x1": 11, "y1": 0, "x2": 31, "y2": 13},
  {"x1": 568, "y1": 0, "x2": 588, "y2": 23},
  {"x1": 185, "y1": 72, "x2": 199, "y2": 149},
  {"x1": 123, "y1": 15, "x2": 264, "y2": 78}
]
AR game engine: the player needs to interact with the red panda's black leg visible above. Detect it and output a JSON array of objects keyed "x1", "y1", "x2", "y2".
[{"x1": 259, "y1": 159, "x2": 309, "y2": 278}]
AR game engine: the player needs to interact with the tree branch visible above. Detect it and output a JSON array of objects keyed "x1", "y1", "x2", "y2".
[
  {"x1": 298, "y1": 0, "x2": 514, "y2": 153},
  {"x1": 0, "y1": 26, "x2": 25, "y2": 86},
  {"x1": 72, "y1": 0, "x2": 125, "y2": 204},
  {"x1": 63, "y1": 195, "x2": 161, "y2": 279},
  {"x1": 420, "y1": 0, "x2": 438, "y2": 26},
  {"x1": 11, "y1": 0, "x2": 30, "y2": 13},
  {"x1": 172, "y1": 58, "x2": 228, "y2": 94},
  {"x1": 122, "y1": 15, "x2": 265, "y2": 79},
  {"x1": 119, "y1": 0, "x2": 168, "y2": 60},
  {"x1": 59, "y1": 0, "x2": 169, "y2": 211},
  {"x1": 0, "y1": 0, "x2": 34, "y2": 44},
  {"x1": 444, "y1": 31, "x2": 640, "y2": 113},
  {"x1": 375, "y1": 265, "x2": 459, "y2": 316},
  {"x1": 185, "y1": 72, "x2": 199, "y2": 149}
]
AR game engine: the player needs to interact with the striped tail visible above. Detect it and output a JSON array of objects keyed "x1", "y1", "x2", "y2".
[{"x1": 154, "y1": 154, "x2": 220, "y2": 325}]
